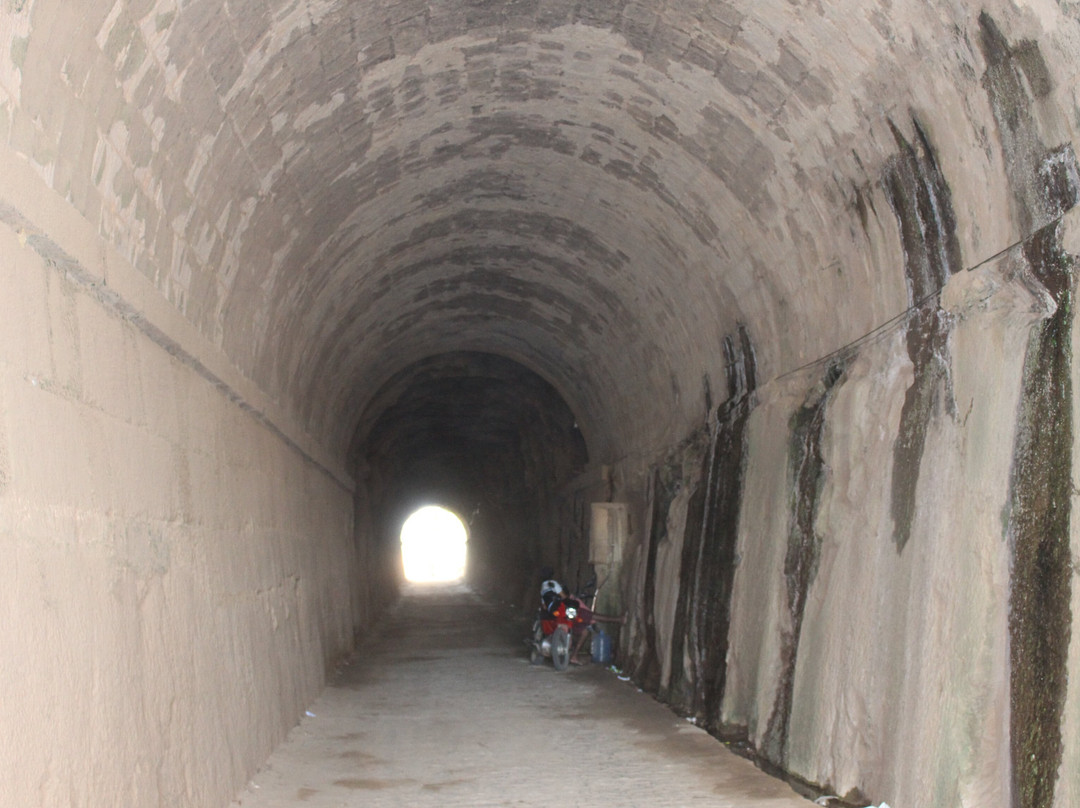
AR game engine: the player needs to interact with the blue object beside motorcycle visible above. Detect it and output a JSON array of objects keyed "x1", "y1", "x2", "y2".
[{"x1": 591, "y1": 628, "x2": 612, "y2": 664}]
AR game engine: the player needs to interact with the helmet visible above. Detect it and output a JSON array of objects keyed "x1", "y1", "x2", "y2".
[{"x1": 540, "y1": 579, "x2": 564, "y2": 596}]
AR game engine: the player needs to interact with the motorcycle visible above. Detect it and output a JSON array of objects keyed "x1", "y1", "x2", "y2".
[
  {"x1": 529, "y1": 595, "x2": 588, "y2": 671},
  {"x1": 528, "y1": 577, "x2": 596, "y2": 671}
]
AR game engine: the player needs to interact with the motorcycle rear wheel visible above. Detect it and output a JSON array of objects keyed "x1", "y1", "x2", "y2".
[{"x1": 551, "y1": 626, "x2": 571, "y2": 671}]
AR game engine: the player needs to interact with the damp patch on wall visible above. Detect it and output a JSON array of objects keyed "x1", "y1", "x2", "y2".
[
  {"x1": 1005, "y1": 223, "x2": 1074, "y2": 808},
  {"x1": 760, "y1": 362, "x2": 845, "y2": 766},
  {"x1": 979, "y1": 13, "x2": 1078, "y2": 808},
  {"x1": 882, "y1": 118, "x2": 961, "y2": 553}
]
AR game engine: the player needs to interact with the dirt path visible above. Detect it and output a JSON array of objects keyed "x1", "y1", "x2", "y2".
[{"x1": 230, "y1": 583, "x2": 811, "y2": 807}]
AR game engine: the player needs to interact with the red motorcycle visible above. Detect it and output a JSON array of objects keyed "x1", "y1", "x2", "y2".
[{"x1": 528, "y1": 589, "x2": 591, "y2": 671}]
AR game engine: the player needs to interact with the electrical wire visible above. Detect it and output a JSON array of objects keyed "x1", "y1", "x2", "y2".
[{"x1": 772, "y1": 209, "x2": 1072, "y2": 384}]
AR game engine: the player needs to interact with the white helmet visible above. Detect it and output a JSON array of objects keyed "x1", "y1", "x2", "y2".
[{"x1": 540, "y1": 579, "x2": 563, "y2": 596}]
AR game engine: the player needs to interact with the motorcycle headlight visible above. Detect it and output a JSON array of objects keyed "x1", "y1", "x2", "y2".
[{"x1": 566, "y1": 607, "x2": 577, "y2": 619}]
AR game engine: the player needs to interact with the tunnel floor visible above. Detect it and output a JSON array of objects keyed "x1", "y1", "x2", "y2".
[{"x1": 230, "y1": 583, "x2": 812, "y2": 807}]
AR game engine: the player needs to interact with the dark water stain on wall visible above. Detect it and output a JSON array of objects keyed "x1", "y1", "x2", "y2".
[
  {"x1": 687, "y1": 392, "x2": 751, "y2": 729},
  {"x1": 1006, "y1": 223, "x2": 1074, "y2": 808},
  {"x1": 634, "y1": 456, "x2": 684, "y2": 693},
  {"x1": 662, "y1": 446, "x2": 708, "y2": 712},
  {"x1": 691, "y1": 326, "x2": 757, "y2": 731},
  {"x1": 980, "y1": 14, "x2": 1075, "y2": 235},
  {"x1": 980, "y1": 13, "x2": 1078, "y2": 808},
  {"x1": 760, "y1": 362, "x2": 844, "y2": 766},
  {"x1": 652, "y1": 325, "x2": 756, "y2": 731},
  {"x1": 882, "y1": 119, "x2": 961, "y2": 553}
]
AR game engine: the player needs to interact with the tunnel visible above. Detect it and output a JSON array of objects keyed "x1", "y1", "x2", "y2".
[{"x1": 1, "y1": 2, "x2": 1079, "y2": 806}]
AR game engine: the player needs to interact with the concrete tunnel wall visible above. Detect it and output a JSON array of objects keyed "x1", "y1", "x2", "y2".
[
  {"x1": 0, "y1": 153, "x2": 368, "y2": 804},
  {"x1": 1, "y1": 2, "x2": 1080, "y2": 807}
]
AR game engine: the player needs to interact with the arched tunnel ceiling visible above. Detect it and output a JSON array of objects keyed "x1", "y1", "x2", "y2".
[{"x1": 4, "y1": 1, "x2": 1078, "y2": 462}]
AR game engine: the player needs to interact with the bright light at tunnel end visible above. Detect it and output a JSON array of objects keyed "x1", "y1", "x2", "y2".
[{"x1": 400, "y1": 505, "x2": 468, "y2": 583}]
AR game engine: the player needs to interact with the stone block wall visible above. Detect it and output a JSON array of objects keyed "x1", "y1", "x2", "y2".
[{"x1": 0, "y1": 218, "x2": 362, "y2": 806}]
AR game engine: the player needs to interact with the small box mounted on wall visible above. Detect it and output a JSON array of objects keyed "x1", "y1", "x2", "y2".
[{"x1": 589, "y1": 502, "x2": 628, "y2": 565}]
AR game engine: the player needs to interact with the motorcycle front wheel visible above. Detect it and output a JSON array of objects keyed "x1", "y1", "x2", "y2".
[
  {"x1": 530, "y1": 621, "x2": 543, "y2": 665},
  {"x1": 551, "y1": 626, "x2": 571, "y2": 671}
]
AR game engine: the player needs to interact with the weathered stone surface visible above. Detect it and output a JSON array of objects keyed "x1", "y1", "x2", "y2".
[
  {"x1": 1, "y1": 2, "x2": 1080, "y2": 807},
  {"x1": 0, "y1": 223, "x2": 362, "y2": 807}
]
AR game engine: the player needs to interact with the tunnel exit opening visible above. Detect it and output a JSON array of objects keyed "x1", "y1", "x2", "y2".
[{"x1": 400, "y1": 505, "x2": 469, "y2": 583}]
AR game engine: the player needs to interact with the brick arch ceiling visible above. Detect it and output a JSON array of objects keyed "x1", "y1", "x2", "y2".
[{"x1": 7, "y1": 1, "x2": 1076, "y2": 461}]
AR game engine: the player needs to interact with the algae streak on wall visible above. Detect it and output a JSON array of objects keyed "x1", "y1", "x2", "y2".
[{"x1": 979, "y1": 14, "x2": 1080, "y2": 808}]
